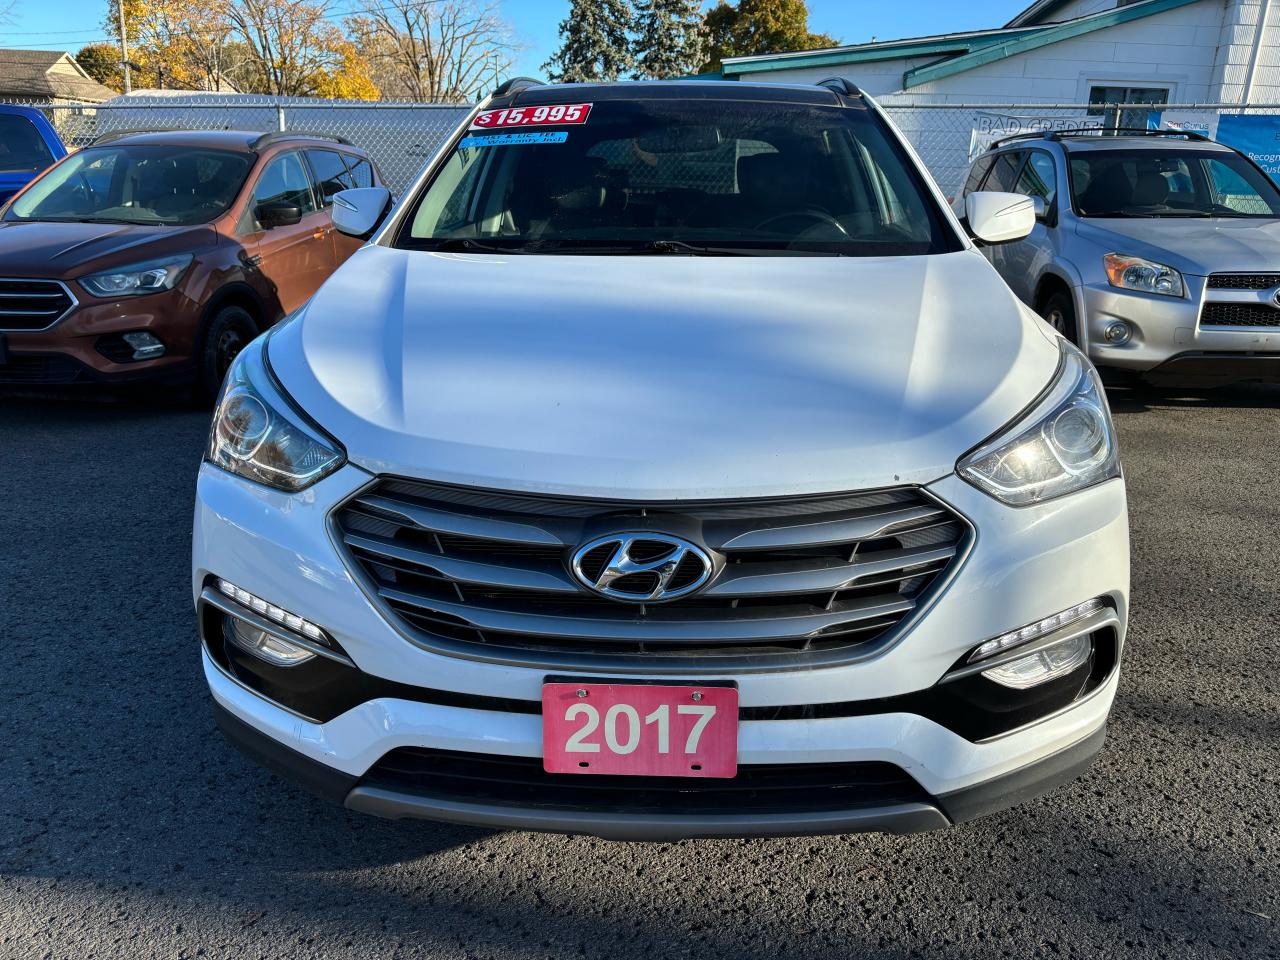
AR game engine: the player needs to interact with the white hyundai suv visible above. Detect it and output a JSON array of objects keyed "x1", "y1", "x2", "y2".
[{"x1": 194, "y1": 78, "x2": 1129, "y2": 840}]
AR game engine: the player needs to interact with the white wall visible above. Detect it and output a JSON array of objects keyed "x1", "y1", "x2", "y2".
[
  {"x1": 1210, "y1": 0, "x2": 1280, "y2": 102},
  {"x1": 737, "y1": 1, "x2": 1228, "y2": 104}
]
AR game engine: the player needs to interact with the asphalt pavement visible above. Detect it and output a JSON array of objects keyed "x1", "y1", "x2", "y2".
[{"x1": 1, "y1": 383, "x2": 1277, "y2": 960}]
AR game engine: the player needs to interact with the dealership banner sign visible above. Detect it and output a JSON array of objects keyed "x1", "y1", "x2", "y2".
[
  {"x1": 968, "y1": 113, "x2": 1103, "y2": 161},
  {"x1": 1214, "y1": 115, "x2": 1280, "y2": 184}
]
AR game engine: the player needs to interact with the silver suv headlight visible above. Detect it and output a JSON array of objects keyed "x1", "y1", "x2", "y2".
[
  {"x1": 207, "y1": 337, "x2": 345, "y2": 492},
  {"x1": 1103, "y1": 253, "x2": 1184, "y2": 298},
  {"x1": 958, "y1": 340, "x2": 1120, "y2": 506}
]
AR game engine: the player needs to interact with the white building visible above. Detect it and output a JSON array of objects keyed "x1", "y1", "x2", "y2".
[
  {"x1": 721, "y1": 0, "x2": 1280, "y2": 106},
  {"x1": 719, "y1": 0, "x2": 1280, "y2": 191}
]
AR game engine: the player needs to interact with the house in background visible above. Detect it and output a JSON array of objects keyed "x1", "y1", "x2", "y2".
[
  {"x1": 0, "y1": 49, "x2": 118, "y2": 104},
  {"x1": 716, "y1": 0, "x2": 1280, "y2": 191},
  {"x1": 719, "y1": 0, "x2": 1278, "y2": 107}
]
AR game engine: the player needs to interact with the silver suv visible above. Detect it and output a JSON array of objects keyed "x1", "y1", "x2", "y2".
[{"x1": 957, "y1": 129, "x2": 1280, "y2": 385}]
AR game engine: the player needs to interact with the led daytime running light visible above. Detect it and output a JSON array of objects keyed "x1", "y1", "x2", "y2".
[
  {"x1": 216, "y1": 578, "x2": 328, "y2": 643},
  {"x1": 969, "y1": 598, "x2": 1104, "y2": 663}
]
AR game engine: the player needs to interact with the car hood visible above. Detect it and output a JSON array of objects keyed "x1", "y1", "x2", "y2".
[
  {"x1": 1074, "y1": 216, "x2": 1280, "y2": 276},
  {"x1": 0, "y1": 220, "x2": 215, "y2": 277},
  {"x1": 271, "y1": 246, "x2": 1060, "y2": 499}
]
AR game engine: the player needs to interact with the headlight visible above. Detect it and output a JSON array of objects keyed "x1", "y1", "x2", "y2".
[
  {"x1": 1103, "y1": 253, "x2": 1184, "y2": 298},
  {"x1": 207, "y1": 338, "x2": 344, "y2": 492},
  {"x1": 79, "y1": 253, "x2": 194, "y2": 298},
  {"x1": 958, "y1": 340, "x2": 1120, "y2": 505}
]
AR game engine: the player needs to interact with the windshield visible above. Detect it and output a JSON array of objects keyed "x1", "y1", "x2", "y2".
[
  {"x1": 0, "y1": 114, "x2": 55, "y2": 174},
  {"x1": 396, "y1": 98, "x2": 959, "y2": 256},
  {"x1": 5, "y1": 145, "x2": 252, "y2": 226},
  {"x1": 1070, "y1": 148, "x2": 1280, "y2": 218}
]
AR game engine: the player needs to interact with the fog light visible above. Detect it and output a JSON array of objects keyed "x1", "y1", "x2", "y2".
[
  {"x1": 982, "y1": 634, "x2": 1092, "y2": 689},
  {"x1": 215, "y1": 578, "x2": 328, "y2": 642},
  {"x1": 123, "y1": 331, "x2": 165, "y2": 360},
  {"x1": 227, "y1": 617, "x2": 314, "y2": 667},
  {"x1": 970, "y1": 598, "x2": 1103, "y2": 662},
  {"x1": 1103, "y1": 321, "x2": 1132, "y2": 345}
]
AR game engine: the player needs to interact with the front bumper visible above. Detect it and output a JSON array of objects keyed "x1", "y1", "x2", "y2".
[
  {"x1": 195, "y1": 460, "x2": 1128, "y2": 838},
  {"x1": 212, "y1": 696, "x2": 1108, "y2": 840},
  {"x1": 0, "y1": 291, "x2": 203, "y2": 384},
  {"x1": 1079, "y1": 280, "x2": 1280, "y2": 381}
]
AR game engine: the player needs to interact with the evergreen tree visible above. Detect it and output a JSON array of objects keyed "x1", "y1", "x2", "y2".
[
  {"x1": 543, "y1": 0, "x2": 636, "y2": 83},
  {"x1": 633, "y1": 0, "x2": 707, "y2": 80}
]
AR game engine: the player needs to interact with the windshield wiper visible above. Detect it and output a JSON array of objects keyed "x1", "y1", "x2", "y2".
[
  {"x1": 427, "y1": 237, "x2": 529, "y2": 254},
  {"x1": 643, "y1": 240, "x2": 754, "y2": 257}
]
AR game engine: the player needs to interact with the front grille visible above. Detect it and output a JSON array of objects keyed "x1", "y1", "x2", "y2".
[
  {"x1": 0, "y1": 278, "x2": 75, "y2": 330},
  {"x1": 334, "y1": 478, "x2": 968, "y2": 670},
  {"x1": 0, "y1": 354, "x2": 83, "y2": 383},
  {"x1": 364, "y1": 748, "x2": 930, "y2": 815},
  {"x1": 1200, "y1": 302, "x2": 1280, "y2": 327},
  {"x1": 1206, "y1": 273, "x2": 1280, "y2": 290}
]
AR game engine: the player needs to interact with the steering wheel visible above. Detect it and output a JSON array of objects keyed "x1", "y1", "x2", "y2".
[{"x1": 753, "y1": 208, "x2": 848, "y2": 237}]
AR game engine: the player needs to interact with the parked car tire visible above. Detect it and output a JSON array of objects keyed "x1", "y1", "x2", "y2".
[
  {"x1": 199, "y1": 305, "x2": 257, "y2": 402},
  {"x1": 1041, "y1": 290, "x2": 1079, "y2": 346}
]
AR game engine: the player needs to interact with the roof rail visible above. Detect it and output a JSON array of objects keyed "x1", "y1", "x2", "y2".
[
  {"x1": 816, "y1": 77, "x2": 863, "y2": 99},
  {"x1": 491, "y1": 76, "x2": 546, "y2": 98},
  {"x1": 251, "y1": 130, "x2": 351, "y2": 150},
  {"x1": 91, "y1": 128, "x2": 162, "y2": 145},
  {"x1": 989, "y1": 126, "x2": 1210, "y2": 150}
]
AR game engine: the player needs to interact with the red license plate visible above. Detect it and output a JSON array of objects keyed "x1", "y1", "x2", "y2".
[{"x1": 542, "y1": 682, "x2": 738, "y2": 778}]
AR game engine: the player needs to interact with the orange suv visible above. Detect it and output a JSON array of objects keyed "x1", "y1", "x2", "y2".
[{"x1": 0, "y1": 130, "x2": 384, "y2": 396}]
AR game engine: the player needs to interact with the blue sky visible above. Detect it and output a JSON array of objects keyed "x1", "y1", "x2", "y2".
[{"x1": 5, "y1": 0, "x2": 1022, "y2": 77}]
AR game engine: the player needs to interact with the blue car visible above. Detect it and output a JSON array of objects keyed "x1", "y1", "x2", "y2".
[{"x1": 0, "y1": 105, "x2": 65, "y2": 205}]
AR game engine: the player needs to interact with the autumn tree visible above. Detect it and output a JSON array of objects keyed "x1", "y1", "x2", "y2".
[
  {"x1": 106, "y1": 0, "x2": 243, "y2": 91},
  {"x1": 543, "y1": 0, "x2": 635, "y2": 83},
  {"x1": 347, "y1": 0, "x2": 516, "y2": 102},
  {"x1": 633, "y1": 0, "x2": 706, "y2": 79},
  {"x1": 226, "y1": 0, "x2": 377, "y2": 97},
  {"x1": 702, "y1": 0, "x2": 838, "y2": 73},
  {"x1": 108, "y1": 0, "x2": 380, "y2": 97},
  {"x1": 76, "y1": 43, "x2": 125, "y2": 92}
]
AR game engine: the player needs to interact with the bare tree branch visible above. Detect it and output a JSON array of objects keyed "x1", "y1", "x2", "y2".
[{"x1": 348, "y1": 0, "x2": 516, "y2": 102}]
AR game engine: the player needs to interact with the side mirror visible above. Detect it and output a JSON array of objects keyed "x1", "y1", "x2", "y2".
[
  {"x1": 1031, "y1": 195, "x2": 1047, "y2": 221},
  {"x1": 257, "y1": 202, "x2": 302, "y2": 229},
  {"x1": 332, "y1": 187, "x2": 392, "y2": 238},
  {"x1": 965, "y1": 191, "x2": 1036, "y2": 244}
]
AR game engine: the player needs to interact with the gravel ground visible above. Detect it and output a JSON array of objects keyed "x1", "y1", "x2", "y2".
[{"x1": 1, "y1": 384, "x2": 1277, "y2": 960}]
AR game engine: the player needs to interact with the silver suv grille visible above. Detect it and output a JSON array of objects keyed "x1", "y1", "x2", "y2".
[
  {"x1": 334, "y1": 478, "x2": 968, "y2": 671},
  {"x1": 0, "y1": 279, "x2": 75, "y2": 331},
  {"x1": 1205, "y1": 273, "x2": 1280, "y2": 290}
]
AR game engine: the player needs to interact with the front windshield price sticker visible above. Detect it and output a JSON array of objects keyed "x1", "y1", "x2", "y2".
[
  {"x1": 470, "y1": 103, "x2": 592, "y2": 130},
  {"x1": 459, "y1": 132, "x2": 569, "y2": 149}
]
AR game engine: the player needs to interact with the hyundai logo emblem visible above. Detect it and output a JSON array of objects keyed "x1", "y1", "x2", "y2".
[{"x1": 571, "y1": 533, "x2": 714, "y2": 603}]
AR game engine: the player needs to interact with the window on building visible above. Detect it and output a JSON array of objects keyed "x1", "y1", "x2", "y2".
[{"x1": 1087, "y1": 85, "x2": 1170, "y2": 130}]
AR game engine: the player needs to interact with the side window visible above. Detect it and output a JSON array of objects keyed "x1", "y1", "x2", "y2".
[
  {"x1": 1206, "y1": 158, "x2": 1273, "y2": 214},
  {"x1": 962, "y1": 156, "x2": 996, "y2": 198},
  {"x1": 1016, "y1": 152, "x2": 1057, "y2": 205},
  {"x1": 344, "y1": 156, "x2": 375, "y2": 189},
  {"x1": 305, "y1": 149, "x2": 353, "y2": 206},
  {"x1": 982, "y1": 151, "x2": 1026, "y2": 193},
  {"x1": 251, "y1": 152, "x2": 316, "y2": 223},
  {"x1": 0, "y1": 114, "x2": 55, "y2": 172}
]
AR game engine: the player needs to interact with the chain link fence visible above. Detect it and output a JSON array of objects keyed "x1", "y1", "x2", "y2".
[{"x1": 10, "y1": 95, "x2": 1280, "y2": 198}]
